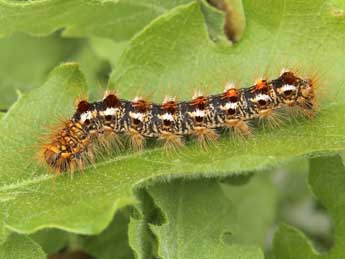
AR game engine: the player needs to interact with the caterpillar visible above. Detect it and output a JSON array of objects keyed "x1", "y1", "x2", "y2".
[{"x1": 39, "y1": 70, "x2": 316, "y2": 173}]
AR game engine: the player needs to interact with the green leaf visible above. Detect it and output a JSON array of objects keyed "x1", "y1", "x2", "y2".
[
  {"x1": 73, "y1": 40, "x2": 111, "y2": 99},
  {"x1": 129, "y1": 217, "x2": 156, "y2": 259},
  {"x1": 220, "y1": 174, "x2": 276, "y2": 247},
  {"x1": 329, "y1": 0, "x2": 345, "y2": 12},
  {"x1": 0, "y1": 32, "x2": 117, "y2": 110},
  {"x1": 273, "y1": 224, "x2": 319, "y2": 259},
  {"x1": 0, "y1": 233, "x2": 45, "y2": 259},
  {"x1": 80, "y1": 209, "x2": 134, "y2": 259},
  {"x1": 0, "y1": 33, "x2": 83, "y2": 109},
  {"x1": 0, "y1": 0, "x2": 202, "y2": 41},
  {"x1": 128, "y1": 189, "x2": 165, "y2": 259},
  {"x1": 275, "y1": 159, "x2": 333, "y2": 248},
  {"x1": 0, "y1": 1, "x2": 344, "y2": 257},
  {"x1": 89, "y1": 38, "x2": 128, "y2": 67},
  {"x1": 147, "y1": 177, "x2": 270, "y2": 259},
  {"x1": 29, "y1": 228, "x2": 69, "y2": 255},
  {"x1": 273, "y1": 155, "x2": 345, "y2": 259}
]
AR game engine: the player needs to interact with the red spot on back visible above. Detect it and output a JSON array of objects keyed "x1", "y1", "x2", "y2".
[
  {"x1": 191, "y1": 96, "x2": 207, "y2": 110},
  {"x1": 161, "y1": 101, "x2": 177, "y2": 114},
  {"x1": 76, "y1": 100, "x2": 90, "y2": 114},
  {"x1": 255, "y1": 79, "x2": 268, "y2": 91},
  {"x1": 281, "y1": 71, "x2": 296, "y2": 85},
  {"x1": 132, "y1": 99, "x2": 149, "y2": 113},
  {"x1": 103, "y1": 94, "x2": 121, "y2": 108},
  {"x1": 223, "y1": 88, "x2": 239, "y2": 102}
]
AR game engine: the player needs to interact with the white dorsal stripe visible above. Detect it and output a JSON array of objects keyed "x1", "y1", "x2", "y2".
[
  {"x1": 104, "y1": 107, "x2": 117, "y2": 116},
  {"x1": 160, "y1": 113, "x2": 174, "y2": 121},
  {"x1": 80, "y1": 111, "x2": 92, "y2": 122},
  {"x1": 223, "y1": 102, "x2": 238, "y2": 110},
  {"x1": 256, "y1": 93, "x2": 271, "y2": 101},
  {"x1": 194, "y1": 109, "x2": 205, "y2": 117},
  {"x1": 129, "y1": 111, "x2": 145, "y2": 121},
  {"x1": 281, "y1": 84, "x2": 296, "y2": 92}
]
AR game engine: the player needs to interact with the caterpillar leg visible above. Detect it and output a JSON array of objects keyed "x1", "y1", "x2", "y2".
[
  {"x1": 127, "y1": 128, "x2": 145, "y2": 151},
  {"x1": 159, "y1": 132, "x2": 184, "y2": 153},
  {"x1": 258, "y1": 109, "x2": 284, "y2": 129},
  {"x1": 224, "y1": 119, "x2": 252, "y2": 138},
  {"x1": 193, "y1": 127, "x2": 218, "y2": 149}
]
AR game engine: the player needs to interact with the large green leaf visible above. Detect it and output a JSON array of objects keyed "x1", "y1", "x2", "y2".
[
  {"x1": 0, "y1": 1, "x2": 344, "y2": 258},
  {"x1": 0, "y1": 0, "x2": 200, "y2": 41},
  {"x1": 273, "y1": 155, "x2": 345, "y2": 259},
  {"x1": 89, "y1": 38, "x2": 128, "y2": 67}
]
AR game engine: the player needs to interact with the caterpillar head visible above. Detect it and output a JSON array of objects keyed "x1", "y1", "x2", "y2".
[
  {"x1": 277, "y1": 70, "x2": 315, "y2": 110},
  {"x1": 276, "y1": 70, "x2": 300, "y2": 106}
]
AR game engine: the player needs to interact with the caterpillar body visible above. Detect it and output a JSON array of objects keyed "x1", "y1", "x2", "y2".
[{"x1": 40, "y1": 70, "x2": 316, "y2": 173}]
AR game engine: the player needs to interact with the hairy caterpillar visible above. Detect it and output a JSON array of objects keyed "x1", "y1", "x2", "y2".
[{"x1": 39, "y1": 70, "x2": 316, "y2": 173}]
